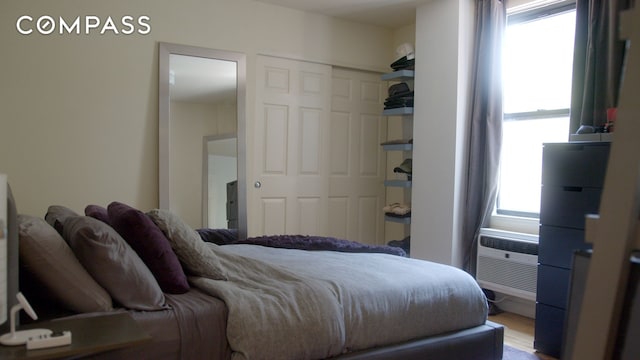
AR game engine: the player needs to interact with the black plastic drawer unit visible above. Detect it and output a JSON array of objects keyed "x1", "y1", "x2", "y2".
[{"x1": 534, "y1": 141, "x2": 610, "y2": 358}]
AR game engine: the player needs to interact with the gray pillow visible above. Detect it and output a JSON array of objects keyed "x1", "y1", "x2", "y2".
[
  {"x1": 63, "y1": 216, "x2": 167, "y2": 311},
  {"x1": 44, "y1": 205, "x2": 79, "y2": 234},
  {"x1": 147, "y1": 209, "x2": 227, "y2": 280},
  {"x1": 18, "y1": 214, "x2": 113, "y2": 313}
]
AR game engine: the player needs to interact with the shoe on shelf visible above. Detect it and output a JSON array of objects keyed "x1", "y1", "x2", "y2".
[
  {"x1": 383, "y1": 203, "x2": 411, "y2": 217},
  {"x1": 387, "y1": 236, "x2": 410, "y2": 256},
  {"x1": 391, "y1": 203, "x2": 411, "y2": 216},
  {"x1": 393, "y1": 158, "x2": 412, "y2": 174},
  {"x1": 382, "y1": 203, "x2": 401, "y2": 213}
]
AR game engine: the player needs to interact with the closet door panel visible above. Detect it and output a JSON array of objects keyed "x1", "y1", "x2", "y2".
[
  {"x1": 329, "y1": 111, "x2": 351, "y2": 176},
  {"x1": 299, "y1": 108, "x2": 322, "y2": 175},
  {"x1": 327, "y1": 197, "x2": 349, "y2": 239},
  {"x1": 298, "y1": 197, "x2": 322, "y2": 235},
  {"x1": 358, "y1": 196, "x2": 380, "y2": 243},
  {"x1": 261, "y1": 198, "x2": 286, "y2": 236},
  {"x1": 330, "y1": 68, "x2": 386, "y2": 245},
  {"x1": 262, "y1": 105, "x2": 288, "y2": 174},
  {"x1": 359, "y1": 114, "x2": 381, "y2": 176},
  {"x1": 250, "y1": 56, "x2": 331, "y2": 236},
  {"x1": 250, "y1": 59, "x2": 384, "y2": 241}
]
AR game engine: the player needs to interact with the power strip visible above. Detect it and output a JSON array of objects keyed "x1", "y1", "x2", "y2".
[{"x1": 26, "y1": 331, "x2": 72, "y2": 350}]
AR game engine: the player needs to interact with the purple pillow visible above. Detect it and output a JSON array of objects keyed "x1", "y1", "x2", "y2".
[
  {"x1": 107, "y1": 201, "x2": 189, "y2": 294},
  {"x1": 85, "y1": 205, "x2": 111, "y2": 225}
]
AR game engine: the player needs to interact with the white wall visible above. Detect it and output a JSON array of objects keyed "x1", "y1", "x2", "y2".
[
  {"x1": 411, "y1": 0, "x2": 475, "y2": 266},
  {"x1": 393, "y1": 23, "x2": 417, "y2": 51},
  {"x1": 0, "y1": 0, "x2": 394, "y2": 216}
]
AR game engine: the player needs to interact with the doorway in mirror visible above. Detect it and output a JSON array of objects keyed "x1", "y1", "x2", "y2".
[{"x1": 203, "y1": 135, "x2": 237, "y2": 229}]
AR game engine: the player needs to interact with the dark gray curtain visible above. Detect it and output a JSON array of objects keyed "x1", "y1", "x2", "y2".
[
  {"x1": 570, "y1": 0, "x2": 634, "y2": 133},
  {"x1": 462, "y1": 0, "x2": 505, "y2": 275}
]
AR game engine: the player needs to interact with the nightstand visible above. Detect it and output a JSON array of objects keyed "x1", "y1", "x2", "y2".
[{"x1": 0, "y1": 312, "x2": 151, "y2": 359}]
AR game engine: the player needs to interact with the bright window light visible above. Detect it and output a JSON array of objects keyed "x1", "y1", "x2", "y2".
[
  {"x1": 497, "y1": 7, "x2": 576, "y2": 217},
  {"x1": 499, "y1": 117, "x2": 569, "y2": 214},
  {"x1": 503, "y1": 11, "x2": 576, "y2": 114}
]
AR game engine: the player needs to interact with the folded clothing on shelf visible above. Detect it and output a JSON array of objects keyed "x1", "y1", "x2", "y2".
[
  {"x1": 391, "y1": 43, "x2": 415, "y2": 71},
  {"x1": 388, "y1": 82, "x2": 412, "y2": 97},
  {"x1": 385, "y1": 82, "x2": 414, "y2": 109},
  {"x1": 384, "y1": 97, "x2": 414, "y2": 109},
  {"x1": 390, "y1": 57, "x2": 414, "y2": 71}
]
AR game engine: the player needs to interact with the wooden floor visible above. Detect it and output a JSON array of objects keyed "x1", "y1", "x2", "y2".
[{"x1": 489, "y1": 312, "x2": 557, "y2": 360}]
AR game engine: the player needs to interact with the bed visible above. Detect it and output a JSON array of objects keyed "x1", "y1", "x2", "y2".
[{"x1": 5, "y1": 194, "x2": 503, "y2": 360}]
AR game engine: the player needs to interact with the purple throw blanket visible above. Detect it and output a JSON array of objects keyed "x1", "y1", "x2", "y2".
[{"x1": 235, "y1": 234, "x2": 406, "y2": 257}]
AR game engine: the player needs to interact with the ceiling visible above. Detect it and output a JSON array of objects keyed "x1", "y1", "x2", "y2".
[{"x1": 253, "y1": 0, "x2": 418, "y2": 29}]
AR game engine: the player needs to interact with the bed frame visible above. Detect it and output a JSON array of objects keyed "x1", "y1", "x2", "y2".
[{"x1": 333, "y1": 321, "x2": 503, "y2": 360}]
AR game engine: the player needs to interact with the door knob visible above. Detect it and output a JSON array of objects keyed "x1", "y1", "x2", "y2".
[{"x1": 254, "y1": 181, "x2": 262, "y2": 188}]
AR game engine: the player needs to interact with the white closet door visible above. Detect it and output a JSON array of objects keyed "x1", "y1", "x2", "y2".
[
  {"x1": 329, "y1": 68, "x2": 387, "y2": 245},
  {"x1": 250, "y1": 55, "x2": 331, "y2": 236}
]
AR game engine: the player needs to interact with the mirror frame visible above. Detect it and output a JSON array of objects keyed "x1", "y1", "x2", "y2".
[{"x1": 158, "y1": 42, "x2": 247, "y2": 240}]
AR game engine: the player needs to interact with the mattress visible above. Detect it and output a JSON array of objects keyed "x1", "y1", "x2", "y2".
[{"x1": 212, "y1": 244, "x2": 488, "y2": 357}]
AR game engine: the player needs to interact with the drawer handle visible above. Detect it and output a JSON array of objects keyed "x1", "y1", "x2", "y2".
[{"x1": 563, "y1": 186, "x2": 583, "y2": 192}]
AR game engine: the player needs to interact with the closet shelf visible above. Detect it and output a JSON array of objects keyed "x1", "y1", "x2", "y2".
[
  {"x1": 384, "y1": 180, "x2": 412, "y2": 188},
  {"x1": 382, "y1": 143, "x2": 413, "y2": 151},
  {"x1": 383, "y1": 107, "x2": 414, "y2": 116},
  {"x1": 381, "y1": 70, "x2": 415, "y2": 81},
  {"x1": 385, "y1": 215, "x2": 411, "y2": 224},
  {"x1": 381, "y1": 68, "x2": 413, "y2": 243}
]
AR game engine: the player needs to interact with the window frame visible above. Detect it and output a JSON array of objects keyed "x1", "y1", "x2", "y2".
[
  {"x1": 493, "y1": 0, "x2": 577, "y2": 224},
  {"x1": 507, "y1": 0, "x2": 576, "y2": 26}
]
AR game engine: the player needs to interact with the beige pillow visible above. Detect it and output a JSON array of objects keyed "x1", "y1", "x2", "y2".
[
  {"x1": 147, "y1": 209, "x2": 227, "y2": 280},
  {"x1": 63, "y1": 216, "x2": 167, "y2": 311},
  {"x1": 18, "y1": 214, "x2": 113, "y2": 313}
]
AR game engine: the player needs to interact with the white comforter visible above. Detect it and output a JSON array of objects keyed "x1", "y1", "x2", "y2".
[{"x1": 190, "y1": 244, "x2": 488, "y2": 360}]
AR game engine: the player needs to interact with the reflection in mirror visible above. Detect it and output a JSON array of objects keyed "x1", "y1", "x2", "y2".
[
  {"x1": 203, "y1": 135, "x2": 237, "y2": 229},
  {"x1": 169, "y1": 54, "x2": 236, "y2": 229},
  {"x1": 159, "y1": 43, "x2": 246, "y2": 239}
]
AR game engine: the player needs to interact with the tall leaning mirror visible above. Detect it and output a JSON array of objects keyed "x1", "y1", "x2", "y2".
[{"x1": 159, "y1": 42, "x2": 247, "y2": 240}]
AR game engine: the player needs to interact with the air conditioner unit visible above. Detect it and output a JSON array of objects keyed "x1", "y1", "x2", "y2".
[{"x1": 476, "y1": 228, "x2": 539, "y2": 301}]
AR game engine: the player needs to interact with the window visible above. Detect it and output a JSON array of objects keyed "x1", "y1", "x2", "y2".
[{"x1": 496, "y1": 1, "x2": 576, "y2": 218}]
